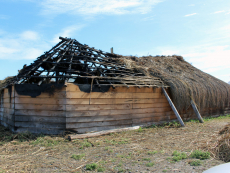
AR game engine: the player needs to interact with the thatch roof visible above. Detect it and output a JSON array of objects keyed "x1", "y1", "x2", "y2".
[
  {"x1": 119, "y1": 55, "x2": 230, "y2": 111},
  {"x1": 1, "y1": 37, "x2": 230, "y2": 111}
]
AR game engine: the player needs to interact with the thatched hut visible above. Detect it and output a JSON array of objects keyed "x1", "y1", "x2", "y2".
[{"x1": 0, "y1": 37, "x2": 230, "y2": 134}]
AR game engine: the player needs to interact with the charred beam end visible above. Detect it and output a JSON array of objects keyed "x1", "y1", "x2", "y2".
[{"x1": 59, "y1": 36, "x2": 71, "y2": 41}]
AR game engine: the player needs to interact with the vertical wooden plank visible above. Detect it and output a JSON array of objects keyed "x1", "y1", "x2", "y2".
[{"x1": 162, "y1": 87, "x2": 185, "y2": 127}]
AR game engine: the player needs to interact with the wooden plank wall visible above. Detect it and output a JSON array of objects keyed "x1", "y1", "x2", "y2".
[
  {"x1": 0, "y1": 87, "x2": 15, "y2": 131},
  {"x1": 1, "y1": 83, "x2": 229, "y2": 135},
  {"x1": 14, "y1": 86, "x2": 66, "y2": 134},
  {"x1": 66, "y1": 84, "x2": 176, "y2": 133}
]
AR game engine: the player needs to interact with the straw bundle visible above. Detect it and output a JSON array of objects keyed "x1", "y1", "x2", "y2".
[{"x1": 209, "y1": 123, "x2": 230, "y2": 162}]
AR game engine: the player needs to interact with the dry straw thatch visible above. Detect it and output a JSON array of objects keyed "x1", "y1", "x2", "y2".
[
  {"x1": 208, "y1": 123, "x2": 230, "y2": 162},
  {"x1": 0, "y1": 76, "x2": 15, "y2": 91},
  {"x1": 118, "y1": 55, "x2": 230, "y2": 111}
]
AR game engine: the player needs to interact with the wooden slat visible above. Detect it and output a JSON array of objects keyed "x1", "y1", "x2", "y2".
[
  {"x1": 66, "y1": 104, "x2": 132, "y2": 111},
  {"x1": 2, "y1": 92, "x2": 14, "y2": 98},
  {"x1": 15, "y1": 110, "x2": 65, "y2": 117},
  {"x1": 15, "y1": 98, "x2": 66, "y2": 104},
  {"x1": 3, "y1": 88, "x2": 14, "y2": 97},
  {"x1": 2, "y1": 108, "x2": 14, "y2": 115},
  {"x1": 66, "y1": 98, "x2": 168, "y2": 105},
  {"x1": 15, "y1": 122, "x2": 65, "y2": 129},
  {"x1": 133, "y1": 103, "x2": 170, "y2": 109},
  {"x1": 66, "y1": 107, "x2": 172, "y2": 117},
  {"x1": 2, "y1": 98, "x2": 13, "y2": 104},
  {"x1": 66, "y1": 119, "x2": 132, "y2": 129},
  {"x1": 16, "y1": 127, "x2": 64, "y2": 134},
  {"x1": 66, "y1": 112, "x2": 172, "y2": 123},
  {"x1": 1, "y1": 116, "x2": 14, "y2": 126},
  {"x1": 15, "y1": 116, "x2": 65, "y2": 123},
  {"x1": 108, "y1": 86, "x2": 163, "y2": 93},
  {"x1": 15, "y1": 104, "x2": 65, "y2": 111},
  {"x1": 66, "y1": 92, "x2": 161, "y2": 99},
  {"x1": 67, "y1": 115, "x2": 133, "y2": 123},
  {"x1": 2, "y1": 103, "x2": 14, "y2": 109}
]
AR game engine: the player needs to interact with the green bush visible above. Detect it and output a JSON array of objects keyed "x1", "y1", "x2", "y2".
[
  {"x1": 79, "y1": 139, "x2": 92, "y2": 149},
  {"x1": 146, "y1": 162, "x2": 154, "y2": 167},
  {"x1": 189, "y1": 160, "x2": 202, "y2": 166},
  {"x1": 172, "y1": 151, "x2": 187, "y2": 162},
  {"x1": 97, "y1": 167, "x2": 105, "y2": 172},
  {"x1": 71, "y1": 154, "x2": 85, "y2": 160},
  {"x1": 190, "y1": 150, "x2": 210, "y2": 160},
  {"x1": 142, "y1": 158, "x2": 151, "y2": 161},
  {"x1": 148, "y1": 150, "x2": 158, "y2": 155},
  {"x1": 137, "y1": 127, "x2": 143, "y2": 132},
  {"x1": 86, "y1": 163, "x2": 98, "y2": 170}
]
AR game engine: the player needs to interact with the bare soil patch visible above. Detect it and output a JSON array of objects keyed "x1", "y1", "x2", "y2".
[{"x1": 0, "y1": 116, "x2": 230, "y2": 173}]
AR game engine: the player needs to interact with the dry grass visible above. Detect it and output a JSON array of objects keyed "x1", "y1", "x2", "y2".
[
  {"x1": 205, "y1": 123, "x2": 230, "y2": 162},
  {"x1": 0, "y1": 116, "x2": 229, "y2": 172}
]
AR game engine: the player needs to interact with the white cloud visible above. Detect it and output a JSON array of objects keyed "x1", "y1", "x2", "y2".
[
  {"x1": 213, "y1": 10, "x2": 225, "y2": 14},
  {"x1": 185, "y1": 13, "x2": 197, "y2": 17},
  {"x1": 51, "y1": 24, "x2": 86, "y2": 43},
  {"x1": 0, "y1": 31, "x2": 49, "y2": 60},
  {"x1": 184, "y1": 45, "x2": 230, "y2": 73},
  {"x1": 20, "y1": 31, "x2": 40, "y2": 41},
  {"x1": 40, "y1": 0, "x2": 163, "y2": 16}
]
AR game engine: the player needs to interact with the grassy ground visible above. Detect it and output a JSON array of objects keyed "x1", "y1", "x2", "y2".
[{"x1": 0, "y1": 115, "x2": 230, "y2": 173}]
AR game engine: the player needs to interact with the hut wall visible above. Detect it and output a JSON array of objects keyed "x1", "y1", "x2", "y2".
[
  {"x1": 65, "y1": 84, "x2": 176, "y2": 133},
  {"x1": 1, "y1": 83, "x2": 229, "y2": 134},
  {"x1": 14, "y1": 85, "x2": 66, "y2": 134},
  {"x1": 0, "y1": 86, "x2": 15, "y2": 131}
]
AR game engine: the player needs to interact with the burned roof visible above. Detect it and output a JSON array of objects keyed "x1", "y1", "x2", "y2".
[
  {"x1": 7, "y1": 37, "x2": 166, "y2": 88},
  {"x1": 1, "y1": 37, "x2": 229, "y2": 112}
]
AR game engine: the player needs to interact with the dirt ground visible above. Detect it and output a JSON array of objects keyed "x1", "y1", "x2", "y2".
[{"x1": 0, "y1": 116, "x2": 229, "y2": 173}]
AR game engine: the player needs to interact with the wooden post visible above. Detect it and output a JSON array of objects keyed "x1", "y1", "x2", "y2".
[
  {"x1": 111, "y1": 47, "x2": 113, "y2": 54},
  {"x1": 162, "y1": 88, "x2": 185, "y2": 127},
  {"x1": 191, "y1": 100, "x2": 204, "y2": 123}
]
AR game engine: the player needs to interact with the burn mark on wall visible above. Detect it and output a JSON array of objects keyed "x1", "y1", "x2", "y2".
[
  {"x1": 15, "y1": 84, "x2": 65, "y2": 97},
  {"x1": 7, "y1": 85, "x2": 12, "y2": 103},
  {"x1": 77, "y1": 84, "x2": 110, "y2": 93}
]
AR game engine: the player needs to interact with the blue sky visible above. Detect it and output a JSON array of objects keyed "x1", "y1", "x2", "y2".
[{"x1": 0, "y1": 0, "x2": 230, "y2": 83}]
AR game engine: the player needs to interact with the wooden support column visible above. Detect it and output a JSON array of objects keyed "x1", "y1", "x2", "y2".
[
  {"x1": 191, "y1": 100, "x2": 204, "y2": 123},
  {"x1": 162, "y1": 87, "x2": 185, "y2": 127},
  {"x1": 56, "y1": 71, "x2": 59, "y2": 84}
]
